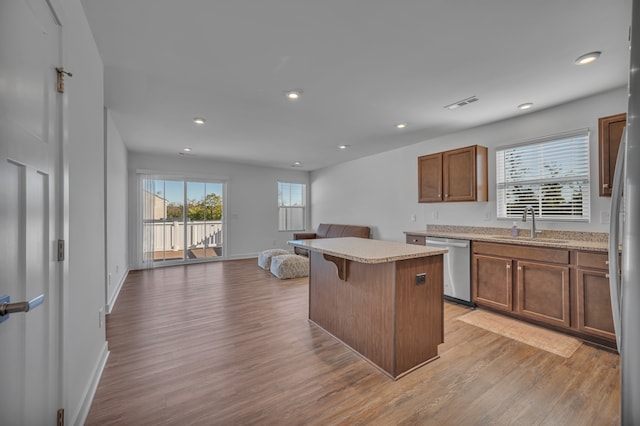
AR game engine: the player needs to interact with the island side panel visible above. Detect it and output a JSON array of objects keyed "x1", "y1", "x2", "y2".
[
  {"x1": 394, "y1": 254, "x2": 444, "y2": 377},
  {"x1": 308, "y1": 251, "x2": 396, "y2": 375}
]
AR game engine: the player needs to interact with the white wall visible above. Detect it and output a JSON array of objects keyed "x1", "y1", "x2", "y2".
[
  {"x1": 61, "y1": 0, "x2": 109, "y2": 424},
  {"x1": 128, "y1": 152, "x2": 310, "y2": 267},
  {"x1": 105, "y1": 109, "x2": 128, "y2": 312},
  {"x1": 311, "y1": 87, "x2": 627, "y2": 242}
]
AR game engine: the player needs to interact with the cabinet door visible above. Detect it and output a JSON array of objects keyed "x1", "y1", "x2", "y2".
[
  {"x1": 418, "y1": 153, "x2": 443, "y2": 202},
  {"x1": 599, "y1": 113, "x2": 626, "y2": 197},
  {"x1": 472, "y1": 254, "x2": 512, "y2": 311},
  {"x1": 576, "y1": 268, "x2": 616, "y2": 341},
  {"x1": 516, "y1": 260, "x2": 570, "y2": 327},
  {"x1": 444, "y1": 146, "x2": 476, "y2": 201}
]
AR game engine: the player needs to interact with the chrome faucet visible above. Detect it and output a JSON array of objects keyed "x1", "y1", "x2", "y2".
[{"x1": 522, "y1": 206, "x2": 538, "y2": 238}]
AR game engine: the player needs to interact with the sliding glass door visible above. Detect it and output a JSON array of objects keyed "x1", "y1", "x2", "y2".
[
  {"x1": 141, "y1": 175, "x2": 224, "y2": 266},
  {"x1": 186, "y1": 181, "x2": 223, "y2": 259}
]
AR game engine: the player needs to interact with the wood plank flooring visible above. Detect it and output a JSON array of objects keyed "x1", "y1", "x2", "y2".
[{"x1": 86, "y1": 258, "x2": 620, "y2": 425}]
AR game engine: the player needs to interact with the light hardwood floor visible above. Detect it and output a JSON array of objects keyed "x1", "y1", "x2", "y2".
[{"x1": 86, "y1": 258, "x2": 620, "y2": 425}]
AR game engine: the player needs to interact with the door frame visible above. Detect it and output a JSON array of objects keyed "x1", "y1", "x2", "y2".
[
  {"x1": 136, "y1": 170, "x2": 228, "y2": 268},
  {"x1": 49, "y1": 0, "x2": 70, "y2": 415}
]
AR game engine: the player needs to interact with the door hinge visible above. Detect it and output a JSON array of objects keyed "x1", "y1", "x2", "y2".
[
  {"x1": 57, "y1": 239, "x2": 65, "y2": 261},
  {"x1": 55, "y1": 67, "x2": 72, "y2": 93},
  {"x1": 57, "y1": 408, "x2": 64, "y2": 426}
]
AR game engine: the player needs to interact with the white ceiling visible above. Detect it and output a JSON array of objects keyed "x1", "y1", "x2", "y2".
[{"x1": 81, "y1": 0, "x2": 632, "y2": 171}]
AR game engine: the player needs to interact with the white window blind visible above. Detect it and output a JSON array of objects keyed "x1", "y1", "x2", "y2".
[
  {"x1": 496, "y1": 130, "x2": 590, "y2": 221},
  {"x1": 278, "y1": 182, "x2": 306, "y2": 231}
]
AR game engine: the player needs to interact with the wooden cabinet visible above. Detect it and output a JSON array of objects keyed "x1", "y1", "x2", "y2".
[
  {"x1": 516, "y1": 260, "x2": 570, "y2": 327},
  {"x1": 473, "y1": 253, "x2": 512, "y2": 312},
  {"x1": 575, "y1": 251, "x2": 616, "y2": 341},
  {"x1": 418, "y1": 145, "x2": 488, "y2": 203},
  {"x1": 473, "y1": 242, "x2": 569, "y2": 328},
  {"x1": 418, "y1": 153, "x2": 442, "y2": 202},
  {"x1": 472, "y1": 240, "x2": 617, "y2": 348},
  {"x1": 599, "y1": 113, "x2": 626, "y2": 197}
]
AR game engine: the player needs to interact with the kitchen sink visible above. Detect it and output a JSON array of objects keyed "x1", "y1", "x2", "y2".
[{"x1": 486, "y1": 235, "x2": 570, "y2": 244}]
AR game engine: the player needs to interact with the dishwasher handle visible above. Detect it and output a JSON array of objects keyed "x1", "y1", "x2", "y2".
[{"x1": 426, "y1": 239, "x2": 469, "y2": 249}]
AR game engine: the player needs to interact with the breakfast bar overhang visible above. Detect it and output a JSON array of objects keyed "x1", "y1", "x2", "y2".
[{"x1": 288, "y1": 237, "x2": 447, "y2": 379}]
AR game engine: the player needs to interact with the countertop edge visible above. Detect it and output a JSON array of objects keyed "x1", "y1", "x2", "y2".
[
  {"x1": 288, "y1": 238, "x2": 447, "y2": 264},
  {"x1": 404, "y1": 230, "x2": 609, "y2": 252}
]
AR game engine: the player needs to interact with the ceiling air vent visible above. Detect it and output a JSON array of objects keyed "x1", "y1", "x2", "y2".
[{"x1": 444, "y1": 96, "x2": 479, "y2": 110}]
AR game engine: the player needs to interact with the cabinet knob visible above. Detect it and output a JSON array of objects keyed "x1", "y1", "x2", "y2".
[
  {"x1": 603, "y1": 183, "x2": 609, "y2": 189},
  {"x1": 518, "y1": 266, "x2": 522, "y2": 271},
  {"x1": 605, "y1": 260, "x2": 609, "y2": 265},
  {"x1": 606, "y1": 273, "x2": 610, "y2": 279},
  {"x1": 413, "y1": 239, "x2": 418, "y2": 243},
  {"x1": 506, "y1": 263, "x2": 510, "y2": 269}
]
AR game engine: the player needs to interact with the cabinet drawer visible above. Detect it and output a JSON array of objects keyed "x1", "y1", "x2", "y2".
[
  {"x1": 576, "y1": 251, "x2": 609, "y2": 270},
  {"x1": 473, "y1": 241, "x2": 569, "y2": 264},
  {"x1": 406, "y1": 234, "x2": 426, "y2": 245}
]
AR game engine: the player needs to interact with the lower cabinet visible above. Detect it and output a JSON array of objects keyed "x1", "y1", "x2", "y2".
[
  {"x1": 516, "y1": 260, "x2": 570, "y2": 328},
  {"x1": 576, "y1": 252, "x2": 616, "y2": 341},
  {"x1": 473, "y1": 254, "x2": 512, "y2": 312},
  {"x1": 472, "y1": 241, "x2": 616, "y2": 348}
]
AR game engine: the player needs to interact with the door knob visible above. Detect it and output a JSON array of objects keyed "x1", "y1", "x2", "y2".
[{"x1": 0, "y1": 294, "x2": 45, "y2": 324}]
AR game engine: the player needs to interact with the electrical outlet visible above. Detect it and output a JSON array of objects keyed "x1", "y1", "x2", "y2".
[
  {"x1": 411, "y1": 214, "x2": 416, "y2": 222},
  {"x1": 108, "y1": 272, "x2": 112, "y2": 286},
  {"x1": 431, "y1": 210, "x2": 438, "y2": 220},
  {"x1": 415, "y1": 273, "x2": 426, "y2": 285}
]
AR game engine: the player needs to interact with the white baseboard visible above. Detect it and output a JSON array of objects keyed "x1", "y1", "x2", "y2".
[
  {"x1": 106, "y1": 267, "x2": 129, "y2": 314},
  {"x1": 226, "y1": 253, "x2": 259, "y2": 260},
  {"x1": 71, "y1": 341, "x2": 109, "y2": 426}
]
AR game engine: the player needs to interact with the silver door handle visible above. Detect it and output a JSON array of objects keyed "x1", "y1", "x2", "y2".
[
  {"x1": 0, "y1": 294, "x2": 45, "y2": 317},
  {"x1": 426, "y1": 240, "x2": 469, "y2": 248}
]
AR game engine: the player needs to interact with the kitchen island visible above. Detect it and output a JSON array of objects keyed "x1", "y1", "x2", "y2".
[{"x1": 288, "y1": 237, "x2": 446, "y2": 379}]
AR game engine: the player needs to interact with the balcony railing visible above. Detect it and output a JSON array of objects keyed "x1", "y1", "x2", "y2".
[{"x1": 143, "y1": 220, "x2": 223, "y2": 261}]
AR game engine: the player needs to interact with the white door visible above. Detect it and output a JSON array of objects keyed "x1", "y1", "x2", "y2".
[{"x1": 0, "y1": 0, "x2": 62, "y2": 424}]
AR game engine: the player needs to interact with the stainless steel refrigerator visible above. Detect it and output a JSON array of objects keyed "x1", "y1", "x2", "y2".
[{"x1": 609, "y1": 1, "x2": 640, "y2": 422}]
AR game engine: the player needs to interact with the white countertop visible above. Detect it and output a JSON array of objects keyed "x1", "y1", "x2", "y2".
[{"x1": 288, "y1": 237, "x2": 447, "y2": 264}]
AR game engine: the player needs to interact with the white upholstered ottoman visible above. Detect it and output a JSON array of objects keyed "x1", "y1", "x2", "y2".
[
  {"x1": 270, "y1": 254, "x2": 309, "y2": 279},
  {"x1": 258, "y1": 249, "x2": 290, "y2": 270}
]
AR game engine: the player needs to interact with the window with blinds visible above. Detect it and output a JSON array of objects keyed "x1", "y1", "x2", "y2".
[
  {"x1": 496, "y1": 130, "x2": 590, "y2": 221},
  {"x1": 278, "y1": 181, "x2": 306, "y2": 231}
]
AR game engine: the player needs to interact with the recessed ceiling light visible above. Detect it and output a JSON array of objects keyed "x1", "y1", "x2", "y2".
[
  {"x1": 183, "y1": 147, "x2": 192, "y2": 152},
  {"x1": 285, "y1": 90, "x2": 303, "y2": 100},
  {"x1": 575, "y1": 51, "x2": 601, "y2": 65},
  {"x1": 193, "y1": 117, "x2": 206, "y2": 125},
  {"x1": 517, "y1": 103, "x2": 534, "y2": 110},
  {"x1": 338, "y1": 145, "x2": 349, "y2": 149},
  {"x1": 292, "y1": 161, "x2": 302, "y2": 167},
  {"x1": 395, "y1": 123, "x2": 407, "y2": 129}
]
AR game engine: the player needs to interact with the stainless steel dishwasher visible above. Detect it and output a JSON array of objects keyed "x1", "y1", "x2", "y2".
[{"x1": 426, "y1": 236, "x2": 472, "y2": 305}]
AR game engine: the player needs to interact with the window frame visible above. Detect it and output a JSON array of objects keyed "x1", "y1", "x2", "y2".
[
  {"x1": 495, "y1": 129, "x2": 591, "y2": 222},
  {"x1": 277, "y1": 181, "x2": 307, "y2": 232}
]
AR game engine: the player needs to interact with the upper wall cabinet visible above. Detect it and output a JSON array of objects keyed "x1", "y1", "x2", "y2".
[
  {"x1": 599, "y1": 113, "x2": 626, "y2": 197},
  {"x1": 418, "y1": 145, "x2": 488, "y2": 203}
]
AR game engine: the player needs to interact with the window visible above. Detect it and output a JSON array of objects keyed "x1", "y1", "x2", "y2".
[
  {"x1": 496, "y1": 130, "x2": 590, "y2": 221},
  {"x1": 278, "y1": 182, "x2": 306, "y2": 231}
]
